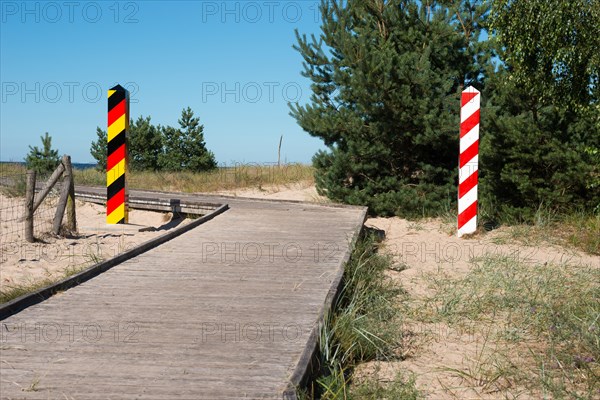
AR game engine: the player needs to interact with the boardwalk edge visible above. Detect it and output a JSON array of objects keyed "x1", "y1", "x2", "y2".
[{"x1": 283, "y1": 206, "x2": 368, "y2": 399}]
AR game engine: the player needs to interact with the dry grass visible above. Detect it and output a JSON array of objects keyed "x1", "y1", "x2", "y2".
[
  {"x1": 74, "y1": 163, "x2": 314, "y2": 193},
  {"x1": 2, "y1": 162, "x2": 315, "y2": 193},
  {"x1": 420, "y1": 254, "x2": 600, "y2": 398},
  {"x1": 0, "y1": 262, "x2": 91, "y2": 304},
  {"x1": 490, "y1": 212, "x2": 600, "y2": 255},
  {"x1": 0, "y1": 162, "x2": 28, "y2": 177}
]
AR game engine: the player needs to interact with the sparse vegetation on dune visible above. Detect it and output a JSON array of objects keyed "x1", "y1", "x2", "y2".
[
  {"x1": 74, "y1": 163, "x2": 315, "y2": 193},
  {"x1": 1, "y1": 162, "x2": 315, "y2": 193},
  {"x1": 419, "y1": 254, "x2": 600, "y2": 398},
  {"x1": 338, "y1": 213, "x2": 600, "y2": 400},
  {"x1": 487, "y1": 209, "x2": 600, "y2": 256},
  {"x1": 0, "y1": 162, "x2": 28, "y2": 177}
]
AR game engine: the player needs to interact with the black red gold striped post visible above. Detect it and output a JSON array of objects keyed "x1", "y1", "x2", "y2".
[{"x1": 107, "y1": 84, "x2": 129, "y2": 224}]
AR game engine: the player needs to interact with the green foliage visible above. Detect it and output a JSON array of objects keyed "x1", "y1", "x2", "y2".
[
  {"x1": 481, "y1": 0, "x2": 600, "y2": 220},
  {"x1": 129, "y1": 116, "x2": 162, "y2": 171},
  {"x1": 90, "y1": 107, "x2": 217, "y2": 173},
  {"x1": 159, "y1": 107, "x2": 217, "y2": 172},
  {"x1": 490, "y1": 0, "x2": 600, "y2": 109},
  {"x1": 89, "y1": 127, "x2": 107, "y2": 171},
  {"x1": 25, "y1": 132, "x2": 60, "y2": 175},
  {"x1": 294, "y1": 0, "x2": 598, "y2": 220},
  {"x1": 291, "y1": 0, "x2": 489, "y2": 217}
]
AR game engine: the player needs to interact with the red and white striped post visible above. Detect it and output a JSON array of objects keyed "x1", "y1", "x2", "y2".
[{"x1": 458, "y1": 86, "x2": 480, "y2": 237}]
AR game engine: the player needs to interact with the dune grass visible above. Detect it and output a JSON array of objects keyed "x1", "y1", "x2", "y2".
[
  {"x1": 1, "y1": 162, "x2": 315, "y2": 193},
  {"x1": 558, "y1": 213, "x2": 600, "y2": 255},
  {"x1": 421, "y1": 254, "x2": 600, "y2": 398},
  {"x1": 350, "y1": 371, "x2": 420, "y2": 400},
  {"x1": 298, "y1": 233, "x2": 417, "y2": 399},
  {"x1": 0, "y1": 162, "x2": 28, "y2": 177},
  {"x1": 489, "y1": 210, "x2": 600, "y2": 255},
  {"x1": 74, "y1": 163, "x2": 315, "y2": 193}
]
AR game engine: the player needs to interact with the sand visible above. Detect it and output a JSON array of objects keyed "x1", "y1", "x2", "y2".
[
  {"x1": 216, "y1": 181, "x2": 329, "y2": 203},
  {"x1": 357, "y1": 217, "x2": 598, "y2": 399},
  {"x1": 1, "y1": 194, "x2": 189, "y2": 293}
]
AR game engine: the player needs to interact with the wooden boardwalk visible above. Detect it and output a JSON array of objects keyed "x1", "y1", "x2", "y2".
[{"x1": 0, "y1": 189, "x2": 366, "y2": 399}]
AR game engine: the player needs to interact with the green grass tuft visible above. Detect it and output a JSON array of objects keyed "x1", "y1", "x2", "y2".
[
  {"x1": 302, "y1": 233, "x2": 410, "y2": 399},
  {"x1": 0, "y1": 278, "x2": 58, "y2": 304},
  {"x1": 351, "y1": 371, "x2": 420, "y2": 400}
]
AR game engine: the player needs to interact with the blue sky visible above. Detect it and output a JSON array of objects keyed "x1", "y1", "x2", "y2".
[{"x1": 0, "y1": 1, "x2": 325, "y2": 164}]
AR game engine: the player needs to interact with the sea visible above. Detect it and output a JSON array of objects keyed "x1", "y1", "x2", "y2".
[{"x1": 0, "y1": 161, "x2": 97, "y2": 170}]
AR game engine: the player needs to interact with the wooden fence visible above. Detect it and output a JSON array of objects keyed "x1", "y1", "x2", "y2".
[{"x1": 24, "y1": 155, "x2": 76, "y2": 242}]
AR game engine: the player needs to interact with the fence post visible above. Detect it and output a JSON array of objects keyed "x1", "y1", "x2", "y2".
[
  {"x1": 53, "y1": 155, "x2": 74, "y2": 235},
  {"x1": 65, "y1": 156, "x2": 77, "y2": 232},
  {"x1": 458, "y1": 86, "x2": 480, "y2": 237},
  {"x1": 24, "y1": 170, "x2": 36, "y2": 243}
]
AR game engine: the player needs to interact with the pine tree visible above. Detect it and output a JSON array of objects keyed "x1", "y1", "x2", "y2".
[
  {"x1": 25, "y1": 132, "x2": 60, "y2": 175},
  {"x1": 90, "y1": 118, "x2": 162, "y2": 172},
  {"x1": 129, "y1": 116, "x2": 162, "y2": 171},
  {"x1": 160, "y1": 107, "x2": 217, "y2": 172},
  {"x1": 91, "y1": 109, "x2": 216, "y2": 173},
  {"x1": 90, "y1": 127, "x2": 107, "y2": 171},
  {"x1": 158, "y1": 125, "x2": 183, "y2": 171},
  {"x1": 291, "y1": 0, "x2": 486, "y2": 216}
]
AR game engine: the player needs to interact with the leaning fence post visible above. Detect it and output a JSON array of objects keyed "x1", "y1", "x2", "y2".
[
  {"x1": 32, "y1": 162, "x2": 65, "y2": 214},
  {"x1": 53, "y1": 155, "x2": 74, "y2": 235},
  {"x1": 25, "y1": 170, "x2": 36, "y2": 243}
]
